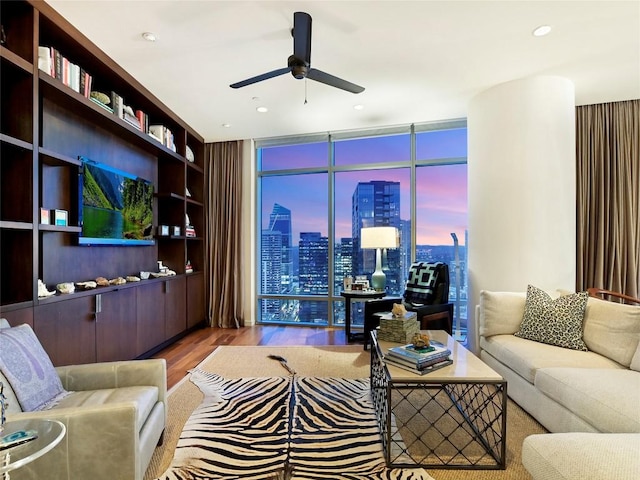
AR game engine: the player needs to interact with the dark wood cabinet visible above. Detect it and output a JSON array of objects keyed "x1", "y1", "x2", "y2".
[
  {"x1": 96, "y1": 289, "x2": 137, "y2": 362},
  {"x1": 187, "y1": 273, "x2": 206, "y2": 329},
  {"x1": 0, "y1": 0, "x2": 207, "y2": 363},
  {"x1": 165, "y1": 276, "x2": 187, "y2": 339},
  {"x1": 34, "y1": 296, "x2": 96, "y2": 366}
]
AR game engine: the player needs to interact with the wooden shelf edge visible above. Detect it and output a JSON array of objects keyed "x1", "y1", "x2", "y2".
[
  {"x1": 186, "y1": 162, "x2": 204, "y2": 173},
  {"x1": 0, "y1": 220, "x2": 33, "y2": 230},
  {"x1": 0, "y1": 133, "x2": 33, "y2": 151},
  {"x1": 0, "y1": 46, "x2": 33, "y2": 73},
  {"x1": 39, "y1": 224, "x2": 82, "y2": 233},
  {"x1": 186, "y1": 198, "x2": 203, "y2": 207},
  {"x1": 0, "y1": 300, "x2": 35, "y2": 313},
  {"x1": 39, "y1": 148, "x2": 81, "y2": 167}
]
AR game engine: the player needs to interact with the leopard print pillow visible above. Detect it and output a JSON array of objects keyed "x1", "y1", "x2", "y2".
[{"x1": 515, "y1": 285, "x2": 589, "y2": 351}]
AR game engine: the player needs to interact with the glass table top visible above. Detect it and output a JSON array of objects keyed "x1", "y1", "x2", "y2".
[{"x1": 1, "y1": 418, "x2": 65, "y2": 474}]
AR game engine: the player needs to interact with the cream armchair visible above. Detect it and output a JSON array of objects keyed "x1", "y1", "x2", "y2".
[{"x1": 0, "y1": 320, "x2": 167, "y2": 480}]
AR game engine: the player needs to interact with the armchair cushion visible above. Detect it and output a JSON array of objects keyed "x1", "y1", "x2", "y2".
[{"x1": 0, "y1": 324, "x2": 69, "y2": 411}]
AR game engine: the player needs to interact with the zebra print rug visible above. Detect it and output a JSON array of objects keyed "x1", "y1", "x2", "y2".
[{"x1": 155, "y1": 368, "x2": 433, "y2": 480}]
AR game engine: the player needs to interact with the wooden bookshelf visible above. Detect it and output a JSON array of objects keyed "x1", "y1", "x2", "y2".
[{"x1": 0, "y1": 0, "x2": 207, "y2": 365}]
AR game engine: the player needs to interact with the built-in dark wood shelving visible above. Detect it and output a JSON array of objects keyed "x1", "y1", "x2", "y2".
[{"x1": 0, "y1": 0, "x2": 207, "y2": 366}]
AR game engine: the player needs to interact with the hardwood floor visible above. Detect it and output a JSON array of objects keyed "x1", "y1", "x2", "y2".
[{"x1": 153, "y1": 325, "x2": 352, "y2": 389}]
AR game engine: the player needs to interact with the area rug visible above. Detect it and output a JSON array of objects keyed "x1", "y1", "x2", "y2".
[{"x1": 145, "y1": 346, "x2": 546, "y2": 480}]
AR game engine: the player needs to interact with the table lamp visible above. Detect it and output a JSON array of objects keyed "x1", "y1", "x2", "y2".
[{"x1": 360, "y1": 226, "x2": 399, "y2": 291}]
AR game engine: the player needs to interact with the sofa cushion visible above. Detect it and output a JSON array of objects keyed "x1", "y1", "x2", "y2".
[
  {"x1": 479, "y1": 290, "x2": 527, "y2": 338},
  {"x1": 535, "y1": 368, "x2": 640, "y2": 433},
  {"x1": 523, "y1": 433, "x2": 640, "y2": 480},
  {"x1": 583, "y1": 296, "x2": 640, "y2": 367},
  {"x1": 0, "y1": 324, "x2": 69, "y2": 411},
  {"x1": 55, "y1": 386, "x2": 159, "y2": 433},
  {"x1": 515, "y1": 285, "x2": 588, "y2": 351},
  {"x1": 631, "y1": 343, "x2": 640, "y2": 372},
  {"x1": 480, "y1": 335, "x2": 623, "y2": 384}
]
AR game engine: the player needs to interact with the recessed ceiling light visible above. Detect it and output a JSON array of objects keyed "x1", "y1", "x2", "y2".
[
  {"x1": 532, "y1": 25, "x2": 551, "y2": 37},
  {"x1": 222, "y1": 123, "x2": 231, "y2": 128},
  {"x1": 141, "y1": 32, "x2": 157, "y2": 42},
  {"x1": 256, "y1": 106, "x2": 268, "y2": 113},
  {"x1": 353, "y1": 104, "x2": 364, "y2": 111}
]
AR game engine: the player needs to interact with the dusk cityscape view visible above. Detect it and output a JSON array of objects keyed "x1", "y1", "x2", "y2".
[{"x1": 257, "y1": 126, "x2": 468, "y2": 336}]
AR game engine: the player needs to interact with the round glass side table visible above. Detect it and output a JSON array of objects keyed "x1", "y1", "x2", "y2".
[{"x1": 1, "y1": 419, "x2": 66, "y2": 479}]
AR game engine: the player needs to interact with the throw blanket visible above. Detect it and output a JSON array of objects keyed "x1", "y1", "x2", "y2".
[{"x1": 156, "y1": 369, "x2": 431, "y2": 480}]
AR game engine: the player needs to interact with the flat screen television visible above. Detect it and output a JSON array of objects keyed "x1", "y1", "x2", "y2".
[{"x1": 78, "y1": 157, "x2": 155, "y2": 246}]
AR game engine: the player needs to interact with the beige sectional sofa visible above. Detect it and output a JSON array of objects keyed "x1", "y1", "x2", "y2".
[
  {"x1": 0, "y1": 320, "x2": 167, "y2": 480},
  {"x1": 476, "y1": 289, "x2": 640, "y2": 479}
]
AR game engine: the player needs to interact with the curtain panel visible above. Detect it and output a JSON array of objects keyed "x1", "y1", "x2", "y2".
[
  {"x1": 205, "y1": 141, "x2": 244, "y2": 328},
  {"x1": 576, "y1": 99, "x2": 639, "y2": 299}
]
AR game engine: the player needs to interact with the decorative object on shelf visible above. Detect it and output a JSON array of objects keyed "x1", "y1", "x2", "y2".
[
  {"x1": 109, "y1": 277, "x2": 126, "y2": 286},
  {"x1": 172, "y1": 226, "x2": 181, "y2": 236},
  {"x1": 157, "y1": 261, "x2": 168, "y2": 274},
  {"x1": 53, "y1": 209, "x2": 68, "y2": 226},
  {"x1": 95, "y1": 277, "x2": 110, "y2": 287},
  {"x1": 126, "y1": 275, "x2": 141, "y2": 282},
  {"x1": 140, "y1": 271, "x2": 150, "y2": 280},
  {"x1": 360, "y1": 226, "x2": 399, "y2": 292},
  {"x1": 0, "y1": 24, "x2": 6, "y2": 46},
  {"x1": 185, "y1": 260, "x2": 193, "y2": 274},
  {"x1": 89, "y1": 91, "x2": 110, "y2": 105},
  {"x1": 56, "y1": 282, "x2": 75, "y2": 294},
  {"x1": 158, "y1": 225, "x2": 169, "y2": 236},
  {"x1": 151, "y1": 269, "x2": 176, "y2": 278},
  {"x1": 40, "y1": 207, "x2": 51, "y2": 225},
  {"x1": 37, "y1": 279, "x2": 55, "y2": 298},
  {"x1": 392, "y1": 303, "x2": 407, "y2": 318},
  {"x1": 185, "y1": 187, "x2": 192, "y2": 197},
  {"x1": 186, "y1": 145, "x2": 195, "y2": 163},
  {"x1": 75, "y1": 281, "x2": 97, "y2": 290}
]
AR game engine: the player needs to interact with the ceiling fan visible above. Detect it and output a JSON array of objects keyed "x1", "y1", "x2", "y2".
[{"x1": 230, "y1": 11, "x2": 364, "y2": 94}]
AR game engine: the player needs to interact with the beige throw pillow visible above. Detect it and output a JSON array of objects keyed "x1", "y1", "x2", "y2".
[
  {"x1": 479, "y1": 290, "x2": 527, "y2": 338},
  {"x1": 583, "y1": 296, "x2": 640, "y2": 367}
]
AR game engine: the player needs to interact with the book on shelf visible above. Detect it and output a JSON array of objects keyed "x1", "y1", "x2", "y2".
[
  {"x1": 111, "y1": 91, "x2": 124, "y2": 119},
  {"x1": 384, "y1": 356, "x2": 453, "y2": 376},
  {"x1": 38, "y1": 46, "x2": 93, "y2": 99},
  {"x1": 387, "y1": 341, "x2": 451, "y2": 366}
]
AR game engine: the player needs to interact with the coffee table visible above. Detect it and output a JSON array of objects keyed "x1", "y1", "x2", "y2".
[
  {"x1": 370, "y1": 330, "x2": 507, "y2": 469},
  {"x1": 1, "y1": 419, "x2": 65, "y2": 479}
]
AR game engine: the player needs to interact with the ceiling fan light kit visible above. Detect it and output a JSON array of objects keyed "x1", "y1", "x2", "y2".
[{"x1": 230, "y1": 12, "x2": 364, "y2": 94}]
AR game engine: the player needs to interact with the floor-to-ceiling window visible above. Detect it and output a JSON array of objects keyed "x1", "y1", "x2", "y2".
[{"x1": 256, "y1": 121, "x2": 468, "y2": 338}]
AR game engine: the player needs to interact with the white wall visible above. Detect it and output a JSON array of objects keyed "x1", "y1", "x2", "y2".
[{"x1": 467, "y1": 76, "x2": 577, "y2": 353}]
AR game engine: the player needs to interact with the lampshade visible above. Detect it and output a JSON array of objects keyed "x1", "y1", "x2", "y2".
[{"x1": 360, "y1": 227, "x2": 399, "y2": 249}]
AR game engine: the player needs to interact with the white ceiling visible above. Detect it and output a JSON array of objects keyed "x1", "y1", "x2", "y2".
[{"x1": 46, "y1": 0, "x2": 640, "y2": 143}]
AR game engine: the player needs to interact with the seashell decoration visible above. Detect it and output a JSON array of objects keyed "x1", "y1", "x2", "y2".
[
  {"x1": 57, "y1": 282, "x2": 75, "y2": 294},
  {"x1": 38, "y1": 279, "x2": 55, "y2": 298}
]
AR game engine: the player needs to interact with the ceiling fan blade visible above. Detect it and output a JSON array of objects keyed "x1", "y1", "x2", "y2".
[
  {"x1": 230, "y1": 67, "x2": 291, "y2": 89},
  {"x1": 293, "y1": 11, "x2": 312, "y2": 65},
  {"x1": 306, "y1": 68, "x2": 365, "y2": 94}
]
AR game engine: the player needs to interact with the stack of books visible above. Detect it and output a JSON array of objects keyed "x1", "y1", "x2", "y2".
[{"x1": 384, "y1": 341, "x2": 452, "y2": 375}]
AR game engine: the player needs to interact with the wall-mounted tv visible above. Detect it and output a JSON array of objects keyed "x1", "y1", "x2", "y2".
[{"x1": 78, "y1": 157, "x2": 154, "y2": 246}]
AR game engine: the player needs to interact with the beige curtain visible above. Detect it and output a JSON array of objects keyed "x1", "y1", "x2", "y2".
[
  {"x1": 205, "y1": 141, "x2": 244, "y2": 328},
  {"x1": 576, "y1": 99, "x2": 640, "y2": 298}
]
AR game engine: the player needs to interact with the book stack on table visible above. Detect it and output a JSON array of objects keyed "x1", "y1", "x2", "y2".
[{"x1": 384, "y1": 341, "x2": 452, "y2": 375}]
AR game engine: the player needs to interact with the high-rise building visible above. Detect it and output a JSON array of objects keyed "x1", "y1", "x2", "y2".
[
  {"x1": 351, "y1": 181, "x2": 402, "y2": 293},
  {"x1": 298, "y1": 232, "x2": 329, "y2": 322},
  {"x1": 261, "y1": 229, "x2": 283, "y2": 319},
  {"x1": 268, "y1": 203, "x2": 293, "y2": 293}
]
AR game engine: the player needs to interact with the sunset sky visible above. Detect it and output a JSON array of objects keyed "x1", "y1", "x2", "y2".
[{"x1": 260, "y1": 129, "x2": 467, "y2": 246}]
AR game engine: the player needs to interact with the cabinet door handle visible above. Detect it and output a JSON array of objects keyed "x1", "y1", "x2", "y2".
[{"x1": 95, "y1": 294, "x2": 102, "y2": 314}]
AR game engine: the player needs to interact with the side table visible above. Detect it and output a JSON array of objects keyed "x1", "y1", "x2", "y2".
[
  {"x1": 1, "y1": 419, "x2": 65, "y2": 479},
  {"x1": 340, "y1": 290, "x2": 386, "y2": 342}
]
